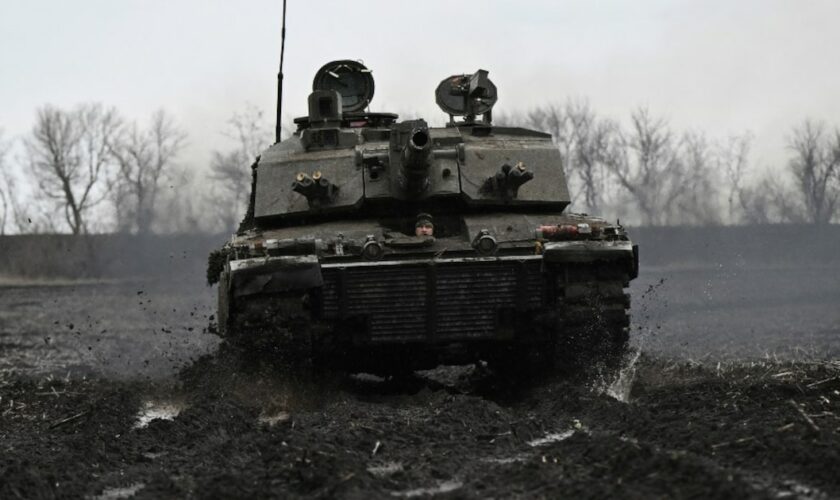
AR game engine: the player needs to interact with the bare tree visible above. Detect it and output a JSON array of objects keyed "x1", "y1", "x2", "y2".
[
  {"x1": 1, "y1": 130, "x2": 48, "y2": 234},
  {"x1": 739, "y1": 173, "x2": 803, "y2": 224},
  {"x1": 787, "y1": 120, "x2": 840, "y2": 225},
  {"x1": 496, "y1": 105, "x2": 573, "y2": 167},
  {"x1": 155, "y1": 166, "x2": 204, "y2": 233},
  {"x1": 565, "y1": 101, "x2": 618, "y2": 215},
  {"x1": 25, "y1": 104, "x2": 121, "y2": 234},
  {"x1": 717, "y1": 133, "x2": 754, "y2": 224},
  {"x1": 2, "y1": 173, "x2": 48, "y2": 234},
  {"x1": 0, "y1": 129, "x2": 10, "y2": 234},
  {"x1": 676, "y1": 132, "x2": 722, "y2": 225},
  {"x1": 209, "y1": 150, "x2": 252, "y2": 231},
  {"x1": 602, "y1": 108, "x2": 690, "y2": 225},
  {"x1": 208, "y1": 105, "x2": 272, "y2": 232},
  {"x1": 109, "y1": 110, "x2": 187, "y2": 233},
  {"x1": 524, "y1": 104, "x2": 574, "y2": 161},
  {"x1": 498, "y1": 102, "x2": 620, "y2": 214}
]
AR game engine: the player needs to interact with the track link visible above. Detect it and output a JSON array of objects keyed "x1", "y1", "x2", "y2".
[{"x1": 555, "y1": 263, "x2": 631, "y2": 370}]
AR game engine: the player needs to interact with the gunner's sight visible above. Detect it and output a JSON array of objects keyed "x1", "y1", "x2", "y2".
[
  {"x1": 435, "y1": 69, "x2": 498, "y2": 125},
  {"x1": 312, "y1": 60, "x2": 375, "y2": 112}
]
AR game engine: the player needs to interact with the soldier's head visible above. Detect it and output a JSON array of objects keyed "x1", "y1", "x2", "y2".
[{"x1": 415, "y1": 213, "x2": 434, "y2": 237}]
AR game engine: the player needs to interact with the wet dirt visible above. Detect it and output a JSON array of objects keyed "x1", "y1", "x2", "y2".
[
  {"x1": 3, "y1": 353, "x2": 840, "y2": 499},
  {"x1": 0, "y1": 280, "x2": 219, "y2": 379},
  {"x1": 1, "y1": 265, "x2": 840, "y2": 499}
]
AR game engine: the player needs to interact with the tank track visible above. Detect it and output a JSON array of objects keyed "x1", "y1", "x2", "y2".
[
  {"x1": 224, "y1": 293, "x2": 316, "y2": 366},
  {"x1": 555, "y1": 263, "x2": 631, "y2": 370},
  {"x1": 468, "y1": 262, "x2": 632, "y2": 376}
]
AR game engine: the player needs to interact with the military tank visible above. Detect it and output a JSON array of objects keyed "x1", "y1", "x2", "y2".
[{"x1": 207, "y1": 60, "x2": 638, "y2": 374}]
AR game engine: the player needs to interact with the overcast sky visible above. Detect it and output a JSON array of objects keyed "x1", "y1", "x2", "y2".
[{"x1": 2, "y1": 0, "x2": 839, "y2": 172}]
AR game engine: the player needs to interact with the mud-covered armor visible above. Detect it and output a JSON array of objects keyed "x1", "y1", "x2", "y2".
[{"x1": 208, "y1": 60, "x2": 638, "y2": 373}]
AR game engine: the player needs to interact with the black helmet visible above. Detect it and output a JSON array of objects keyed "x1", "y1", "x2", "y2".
[{"x1": 415, "y1": 213, "x2": 434, "y2": 227}]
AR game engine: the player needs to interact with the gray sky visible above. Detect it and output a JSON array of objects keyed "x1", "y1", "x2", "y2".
[{"x1": 2, "y1": 0, "x2": 839, "y2": 171}]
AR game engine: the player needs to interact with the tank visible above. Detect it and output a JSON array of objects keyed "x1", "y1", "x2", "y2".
[{"x1": 207, "y1": 60, "x2": 639, "y2": 374}]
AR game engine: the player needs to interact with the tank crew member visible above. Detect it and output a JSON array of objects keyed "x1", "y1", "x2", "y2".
[{"x1": 415, "y1": 213, "x2": 434, "y2": 237}]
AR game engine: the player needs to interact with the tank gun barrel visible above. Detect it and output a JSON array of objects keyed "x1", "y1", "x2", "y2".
[
  {"x1": 395, "y1": 120, "x2": 433, "y2": 195},
  {"x1": 403, "y1": 125, "x2": 432, "y2": 169}
]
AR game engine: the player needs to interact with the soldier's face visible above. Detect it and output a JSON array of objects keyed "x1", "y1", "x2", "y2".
[{"x1": 415, "y1": 224, "x2": 434, "y2": 236}]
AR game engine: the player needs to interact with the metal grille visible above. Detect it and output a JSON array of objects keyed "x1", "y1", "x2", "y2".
[{"x1": 320, "y1": 259, "x2": 544, "y2": 342}]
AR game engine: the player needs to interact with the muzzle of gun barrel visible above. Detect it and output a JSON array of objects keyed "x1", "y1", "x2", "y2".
[{"x1": 400, "y1": 124, "x2": 432, "y2": 194}]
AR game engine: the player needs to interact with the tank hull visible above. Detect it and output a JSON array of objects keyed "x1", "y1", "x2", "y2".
[{"x1": 217, "y1": 239, "x2": 636, "y2": 373}]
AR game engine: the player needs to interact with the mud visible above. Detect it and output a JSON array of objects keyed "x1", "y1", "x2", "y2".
[
  {"x1": 1, "y1": 265, "x2": 840, "y2": 498},
  {"x1": 0, "y1": 280, "x2": 219, "y2": 379},
  {"x1": 3, "y1": 353, "x2": 840, "y2": 499}
]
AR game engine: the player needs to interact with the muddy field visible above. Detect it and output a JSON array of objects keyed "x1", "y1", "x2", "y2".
[{"x1": 1, "y1": 264, "x2": 840, "y2": 498}]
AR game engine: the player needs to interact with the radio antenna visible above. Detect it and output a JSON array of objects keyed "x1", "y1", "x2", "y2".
[{"x1": 274, "y1": 0, "x2": 288, "y2": 143}]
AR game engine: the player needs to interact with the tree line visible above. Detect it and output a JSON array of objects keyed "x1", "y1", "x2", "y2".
[
  {"x1": 0, "y1": 100, "x2": 838, "y2": 235},
  {"x1": 499, "y1": 102, "x2": 840, "y2": 227},
  {"x1": 0, "y1": 104, "x2": 271, "y2": 235}
]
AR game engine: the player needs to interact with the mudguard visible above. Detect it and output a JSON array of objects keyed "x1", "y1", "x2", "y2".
[
  {"x1": 229, "y1": 255, "x2": 323, "y2": 298},
  {"x1": 543, "y1": 240, "x2": 638, "y2": 279}
]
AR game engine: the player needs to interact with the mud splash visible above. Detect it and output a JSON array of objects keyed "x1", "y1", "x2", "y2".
[
  {"x1": 390, "y1": 480, "x2": 464, "y2": 498},
  {"x1": 92, "y1": 483, "x2": 145, "y2": 500},
  {"x1": 527, "y1": 429, "x2": 575, "y2": 447},
  {"x1": 605, "y1": 348, "x2": 642, "y2": 402},
  {"x1": 366, "y1": 462, "x2": 404, "y2": 477},
  {"x1": 133, "y1": 399, "x2": 185, "y2": 429}
]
